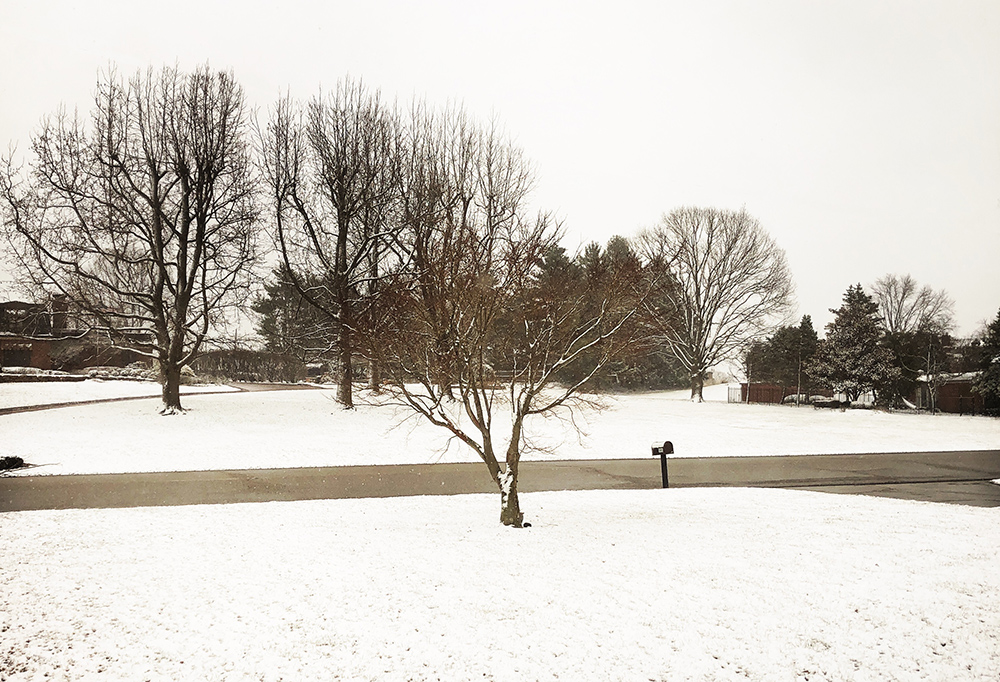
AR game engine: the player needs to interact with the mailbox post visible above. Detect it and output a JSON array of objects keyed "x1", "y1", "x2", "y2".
[{"x1": 651, "y1": 441, "x2": 674, "y2": 488}]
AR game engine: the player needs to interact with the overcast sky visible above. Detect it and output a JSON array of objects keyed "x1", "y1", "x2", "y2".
[{"x1": 1, "y1": 0, "x2": 998, "y2": 336}]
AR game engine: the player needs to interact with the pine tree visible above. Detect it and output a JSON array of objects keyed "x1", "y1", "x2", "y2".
[
  {"x1": 972, "y1": 308, "x2": 1000, "y2": 413},
  {"x1": 534, "y1": 245, "x2": 580, "y2": 293},
  {"x1": 531, "y1": 238, "x2": 683, "y2": 390},
  {"x1": 743, "y1": 315, "x2": 819, "y2": 401},
  {"x1": 795, "y1": 315, "x2": 820, "y2": 392},
  {"x1": 577, "y1": 242, "x2": 606, "y2": 284},
  {"x1": 808, "y1": 284, "x2": 899, "y2": 404},
  {"x1": 252, "y1": 265, "x2": 336, "y2": 363}
]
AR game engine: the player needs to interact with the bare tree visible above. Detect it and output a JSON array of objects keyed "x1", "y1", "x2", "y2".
[
  {"x1": 373, "y1": 110, "x2": 649, "y2": 527},
  {"x1": 1, "y1": 66, "x2": 260, "y2": 413},
  {"x1": 258, "y1": 79, "x2": 401, "y2": 408},
  {"x1": 871, "y1": 273, "x2": 956, "y2": 409},
  {"x1": 871, "y1": 274, "x2": 955, "y2": 336},
  {"x1": 640, "y1": 207, "x2": 794, "y2": 401}
]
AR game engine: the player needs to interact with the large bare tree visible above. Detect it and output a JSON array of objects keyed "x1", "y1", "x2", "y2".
[
  {"x1": 871, "y1": 273, "x2": 956, "y2": 408},
  {"x1": 871, "y1": 273, "x2": 955, "y2": 336},
  {"x1": 1, "y1": 66, "x2": 260, "y2": 413},
  {"x1": 373, "y1": 110, "x2": 649, "y2": 527},
  {"x1": 258, "y1": 79, "x2": 401, "y2": 407},
  {"x1": 641, "y1": 207, "x2": 794, "y2": 401}
]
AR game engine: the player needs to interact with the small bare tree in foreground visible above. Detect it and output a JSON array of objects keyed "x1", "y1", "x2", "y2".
[
  {"x1": 372, "y1": 111, "x2": 649, "y2": 527},
  {"x1": 1, "y1": 66, "x2": 260, "y2": 413},
  {"x1": 641, "y1": 207, "x2": 794, "y2": 401}
]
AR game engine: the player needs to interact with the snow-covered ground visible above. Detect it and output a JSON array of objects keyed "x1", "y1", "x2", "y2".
[
  {"x1": 2, "y1": 381, "x2": 999, "y2": 680},
  {"x1": 2, "y1": 382, "x2": 1000, "y2": 475},
  {"x1": 2, "y1": 489, "x2": 998, "y2": 680},
  {"x1": 0, "y1": 379, "x2": 237, "y2": 410}
]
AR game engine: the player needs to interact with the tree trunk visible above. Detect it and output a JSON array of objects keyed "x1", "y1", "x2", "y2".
[
  {"x1": 690, "y1": 372, "x2": 704, "y2": 402},
  {"x1": 368, "y1": 358, "x2": 381, "y2": 392},
  {"x1": 795, "y1": 353, "x2": 802, "y2": 406},
  {"x1": 337, "y1": 332, "x2": 354, "y2": 408},
  {"x1": 499, "y1": 469, "x2": 524, "y2": 527},
  {"x1": 160, "y1": 362, "x2": 184, "y2": 415},
  {"x1": 499, "y1": 421, "x2": 525, "y2": 527}
]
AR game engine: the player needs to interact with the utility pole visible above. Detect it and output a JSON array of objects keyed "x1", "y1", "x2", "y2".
[{"x1": 796, "y1": 348, "x2": 802, "y2": 406}]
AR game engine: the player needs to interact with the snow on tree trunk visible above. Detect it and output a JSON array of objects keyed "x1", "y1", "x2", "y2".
[
  {"x1": 690, "y1": 373, "x2": 705, "y2": 402},
  {"x1": 499, "y1": 469, "x2": 524, "y2": 528},
  {"x1": 498, "y1": 420, "x2": 526, "y2": 527}
]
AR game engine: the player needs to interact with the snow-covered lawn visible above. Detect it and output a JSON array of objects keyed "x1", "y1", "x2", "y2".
[
  {"x1": 2, "y1": 488, "x2": 998, "y2": 680},
  {"x1": 0, "y1": 379, "x2": 238, "y2": 410},
  {"x1": 2, "y1": 382, "x2": 1000, "y2": 475},
  {"x1": 3, "y1": 381, "x2": 999, "y2": 680}
]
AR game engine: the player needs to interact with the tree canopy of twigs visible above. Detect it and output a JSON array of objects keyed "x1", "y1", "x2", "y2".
[
  {"x1": 640, "y1": 206, "x2": 794, "y2": 401},
  {"x1": 871, "y1": 273, "x2": 955, "y2": 336},
  {"x1": 1, "y1": 65, "x2": 260, "y2": 413},
  {"x1": 870, "y1": 274, "x2": 956, "y2": 407},
  {"x1": 258, "y1": 78, "x2": 402, "y2": 408}
]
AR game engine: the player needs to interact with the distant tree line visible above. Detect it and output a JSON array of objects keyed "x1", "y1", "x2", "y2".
[
  {"x1": 743, "y1": 274, "x2": 999, "y2": 412},
  {"x1": 251, "y1": 78, "x2": 795, "y2": 406},
  {"x1": 190, "y1": 348, "x2": 305, "y2": 384}
]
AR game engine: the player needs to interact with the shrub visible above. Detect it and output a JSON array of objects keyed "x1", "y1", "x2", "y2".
[{"x1": 1, "y1": 456, "x2": 26, "y2": 470}]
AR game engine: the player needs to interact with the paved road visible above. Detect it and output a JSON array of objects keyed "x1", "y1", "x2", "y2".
[
  {"x1": 2, "y1": 451, "x2": 998, "y2": 512},
  {"x1": 666, "y1": 450, "x2": 1000, "y2": 508},
  {"x1": 794, "y1": 481, "x2": 1000, "y2": 508},
  {"x1": 0, "y1": 459, "x2": 658, "y2": 512},
  {"x1": 663, "y1": 450, "x2": 1000, "y2": 487}
]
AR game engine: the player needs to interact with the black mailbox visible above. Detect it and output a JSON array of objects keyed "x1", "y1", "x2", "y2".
[{"x1": 651, "y1": 441, "x2": 674, "y2": 488}]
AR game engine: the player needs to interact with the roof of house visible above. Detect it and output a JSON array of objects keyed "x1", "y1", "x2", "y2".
[
  {"x1": 0, "y1": 279, "x2": 34, "y2": 305},
  {"x1": 916, "y1": 372, "x2": 980, "y2": 383}
]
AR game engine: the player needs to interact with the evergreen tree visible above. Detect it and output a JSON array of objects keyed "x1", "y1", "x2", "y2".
[
  {"x1": 743, "y1": 338, "x2": 772, "y2": 384},
  {"x1": 744, "y1": 315, "x2": 818, "y2": 397},
  {"x1": 577, "y1": 241, "x2": 606, "y2": 284},
  {"x1": 534, "y1": 245, "x2": 580, "y2": 293},
  {"x1": 252, "y1": 265, "x2": 336, "y2": 363},
  {"x1": 808, "y1": 284, "x2": 899, "y2": 404},
  {"x1": 794, "y1": 315, "x2": 820, "y2": 393},
  {"x1": 972, "y1": 308, "x2": 1000, "y2": 413},
  {"x1": 603, "y1": 235, "x2": 642, "y2": 276},
  {"x1": 533, "y1": 238, "x2": 683, "y2": 390}
]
